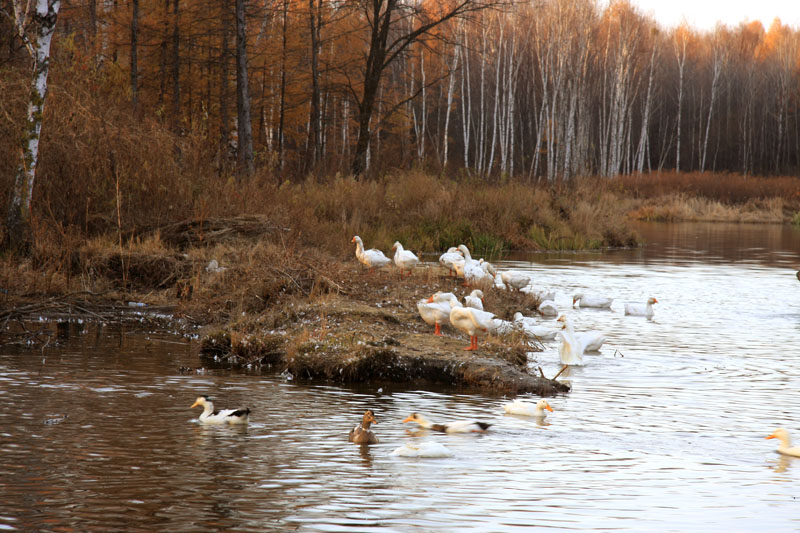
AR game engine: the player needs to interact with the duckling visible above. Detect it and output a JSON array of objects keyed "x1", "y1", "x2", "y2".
[
  {"x1": 191, "y1": 395, "x2": 250, "y2": 424},
  {"x1": 402, "y1": 412, "x2": 491, "y2": 433},
  {"x1": 349, "y1": 409, "x2": 379, "y2": 444}
]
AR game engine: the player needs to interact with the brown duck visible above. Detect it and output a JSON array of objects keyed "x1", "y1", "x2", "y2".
[{"x1": 349, "y1": 410, "x2": 379, "y2": 444}]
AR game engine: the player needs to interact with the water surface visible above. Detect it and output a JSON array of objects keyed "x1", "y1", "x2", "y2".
[{"x1": 2, "y1": 222, "x2": 800, "y2": 531}]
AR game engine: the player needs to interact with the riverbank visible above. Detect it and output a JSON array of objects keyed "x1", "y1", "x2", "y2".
[
  {"x1": 2, "y1": 172, "x2": 799, "y2": 394},
  {"x1": 0, "y1": 216, "x2": 573, "y2": 395}
]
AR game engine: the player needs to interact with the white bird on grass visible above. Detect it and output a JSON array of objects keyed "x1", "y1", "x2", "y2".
[
  {"x1": 439, "y1": 247, "x2": 465, "y2": 277},
  {"x1": 449, "y1": 306, "x2": 497, "y2": 351},
  {"x1": 464, "y1": 289, "x2": 485, "y2": 310},
  {"x1": 351, "y1": 236, "x2": 391, "y2": 272},
  {"x1": 391, "y1": 241, "x2": 420, "y2": 279},
  {"x1": 458, "y1": 245, "x2": 492, "y2": 288},
  {"x1": 417, "y1": 292, "x2": 461, "y2": 336},
  {"x1": 512, "y1": 312, "x2": 559, "y2": 341}
]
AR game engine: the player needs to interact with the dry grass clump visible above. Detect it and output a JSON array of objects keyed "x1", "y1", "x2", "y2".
[
  {"x1": 271, "y1": 171, "x2": 638, "y2": 257},
  {"x1": 613, "y1": 171, "x2": 800, "y2": 206},
  {"x1": 627, "y1": 194, "x2": 786, "y2": 223}
]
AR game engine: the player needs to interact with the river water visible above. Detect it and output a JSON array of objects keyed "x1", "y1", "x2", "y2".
[{"x1": 2, "y1": 222, "x2": 800, "y2": 531}]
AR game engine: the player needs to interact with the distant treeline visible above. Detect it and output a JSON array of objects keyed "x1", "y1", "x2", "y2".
[{"x1": 2, "y1": 0, "x2": 799, "y2": 183}]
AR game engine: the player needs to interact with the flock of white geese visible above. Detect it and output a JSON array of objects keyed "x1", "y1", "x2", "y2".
[{"x1": 188, "y1": 237, "x2": 799, "y2": 459}]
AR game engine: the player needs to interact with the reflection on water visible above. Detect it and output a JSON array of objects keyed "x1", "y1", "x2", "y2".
[{"x1": 2, "y1": 222, "x2": 800, "y2": 531}]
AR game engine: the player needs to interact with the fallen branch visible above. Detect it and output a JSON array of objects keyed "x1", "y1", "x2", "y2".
[{"x1": 552, "y1": 364, "x2": 569, "y2": 380}]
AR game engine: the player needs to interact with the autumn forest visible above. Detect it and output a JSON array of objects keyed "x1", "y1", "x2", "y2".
[{"x1": 2, "y1": 0, "x2": 800, "y2": 252}]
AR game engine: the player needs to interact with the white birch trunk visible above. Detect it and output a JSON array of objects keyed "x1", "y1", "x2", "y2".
[
  {"x1": 6, "y1": 0, "x2": 61, "y2": 251},
  {"x1": 674, "y1": 35, "x2": 687, "y2": 172},
  {"x1": 701, "y1": 46, "x2": 723, "y2": 172},
  {"x1": 636, "y1": 43, "x2": 657, "y2": 173},
  {"x1": 442, "y1": 36, "x2": 460, "y2": 169}
]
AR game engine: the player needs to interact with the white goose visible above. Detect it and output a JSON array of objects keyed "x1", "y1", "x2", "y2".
[
  {"x1": 624, "y1": 297, "x2": 658, "y2": 318},
  {"x1": 503, "y1": 398, "x2": 554, "y2": 418},
  {"x1": 391, "y1": 441, "x2": 454, "y2": 457},
  {"x1": 449, "y1": 305, "x2": 497, "y2": 351},
  {"x1": 417, "y1": 292, "x2": 461, "y2": 336},
  {"x1": 464, "y1": 289, "x2": 485, "y2": 310},
  {"x1": 191, "y1": 396, "x2": 251, "y2": 424},
  {"x1": 391, "y1": 241, "x2": 420, "y2": 279},
  {"x1": 557, "y1": 315, "x2": 606, "y2": 353},
  {"x1": 572, "y1": 292, "x2": 613, "y2": 309},
  {"x1": 766, "y1": 428, "x2": 800, "y2": 457},
  {"x1": 439, "y1": 247, "x2": 464, "y2": 277},
  {"x1": 403, "y1": 412, "x2": 491, "y2": 433},
  {"x1": 578, "y1": 329, "x2": 607, "y2": 352},
  {"x1": 538, "y1": 299, "x2": 559, "y2": 317},
  {"x1": 530, "y1": 288, "x2": 556, "y2": 302},
  {"x1": 458, "y1": 245, "x2": 490, "y2": 287},
  {"x1": 556, "y1": 315, "x2": 585, "y2": 366},
  {"x1": 351, "y1": 236, "x2": 391, "y2": 272},
  {"x1": 491, "y1": 318, "x2": 516, "y2": 335},
  {"x1": 501, "y1": 271, "x2": 531, "y2": 292},
  {"x1": 512, "y1": 312, "x2": 559, "y2": 340}
]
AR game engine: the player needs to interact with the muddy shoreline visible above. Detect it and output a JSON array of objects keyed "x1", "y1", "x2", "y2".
[
  {"x1": 2, "y1": 255, "x2": 570, "y2": 397},
  {"x1": 196, "y1": 289, "x2": 570, "y2": 396}
]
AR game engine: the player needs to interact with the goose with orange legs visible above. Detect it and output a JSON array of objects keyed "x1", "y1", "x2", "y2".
[
  {"x1": 417, "y1": 292, "x2": 461, "y2": 336},
  {"x1": 391, "y1": 241, "x2": 420, "y2": 279},
  {"x1": 449, "y1": 305, "x2": 496, "y2": 351}
]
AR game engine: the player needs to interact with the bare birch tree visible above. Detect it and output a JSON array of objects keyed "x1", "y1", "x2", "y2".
[
  {"x1": 672, "y1": 26, "x2": 688, "y2": 172},
  {"x1": 700, "y1": 31, "x2": 725, "y2": 172},
  {"x1": 4, "y1": 0, "x2": 61, "y2": 253}
]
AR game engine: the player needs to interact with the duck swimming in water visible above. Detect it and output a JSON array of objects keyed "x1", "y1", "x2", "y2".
[
  {"x1": 191, "y1": 396, "x2": 251, "y2": 424},
  {"x1": 766, "y1": 428, "x2": 800, "y2": 457},
  {"x1": 349, "y1": 410, "x2": 379, "y2": 444},
  {"x1": 402, "y1": 412, "x2": 491, "y2": 433},
  {"x1": 503, "y1": 398, "x2": 554, "y2": 418}
]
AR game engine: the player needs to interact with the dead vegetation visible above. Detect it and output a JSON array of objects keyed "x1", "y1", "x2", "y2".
[{"x1": 1, "y1": 217, "x2": 568, "y2": 394}]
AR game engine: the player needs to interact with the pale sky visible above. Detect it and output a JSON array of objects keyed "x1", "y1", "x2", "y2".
[{"x1": 627, "y1": 0, "x2": 800, "y2": 31}]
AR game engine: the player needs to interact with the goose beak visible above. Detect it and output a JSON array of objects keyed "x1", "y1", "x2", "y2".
[
  {"x1": 766, "y1": 434, "x2": 777, "y2": 440},
  {"x1": 546, "y1": 404, "x2": 554, "y2": 412},
  {"x1": 402, "y1": 415, "x2": 415, "y2": 423},
  {"x1": 653, "y1": 298, "x2": 659, "y2": 304},
  {"x1": 427, "y1": 295, "x2": 435, "y2": 303},
  {"x1": 351, "y1": 237, "x2": 356, "y2": 243},
  {"x1": 191, "y1": 400, "x2": 201, "y2": 408}
]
